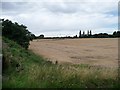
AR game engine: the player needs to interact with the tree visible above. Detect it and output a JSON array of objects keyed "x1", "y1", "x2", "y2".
[
  {"x1": 83, "y1": 31, "x2": 85, "y2": 37},
  {"x1": 116, "y1": 31, "x2": 120, "y2": 37},
  {"x1": 87, "y1": 30, "x2": 89, "y2": 36},
  {"x1": 39, "y1": 34, "x2": 44, "y2": 39},
  {"x1": 90, "y1": 30, "x2": 92, "y2": 36},
  {"x1": 113, "y1": 31, "x2": 117, "y2": 37},
  {"x1": 73, "y1": 35, "x2": 77, "y2": 38},
  {"x1": 79, "y1": 30, "x2": 81, "y2": 38},
  {"x1": 2, "y1": 19, "x2": 35, "y2": 49},
  {"x1": 113, "y1": 31, "x2": 120, "y2": 37}
]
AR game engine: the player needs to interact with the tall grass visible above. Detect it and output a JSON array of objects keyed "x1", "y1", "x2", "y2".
[{"x1": 2, "y1": 38, "x2": 119, "y2": 88}]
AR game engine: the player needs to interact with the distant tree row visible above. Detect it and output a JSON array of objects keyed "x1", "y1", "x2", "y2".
[
  {"x1": 90, "y1": 31, "x2": 120, "y2": 38},
  {"x1": 38, "y1": 30, "x2": 120, "y2": 39},
  {"x1": 79, "y1": 30, "x2": 92, "y2": 38},
  {"x1": 1, "y1": 19, "x2": 36, "y2": 49},
  {"x1": 1, "y1": 19, "x2": 120, "y2": 47},
  {"x1": 78, "y1": 30, "x2": 120, "y2": 38},
  {"x1": 113, "y1": 31, "x2": 120, "y2": 37}
]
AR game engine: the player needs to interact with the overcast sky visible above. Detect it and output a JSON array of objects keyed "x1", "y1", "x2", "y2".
[{"x1": 1, "y1": 0, "x2": 119, "y2": 37}]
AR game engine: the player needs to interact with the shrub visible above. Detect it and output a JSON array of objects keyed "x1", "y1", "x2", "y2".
[{"x1": 1, "y1": 19, "x2": 35, "y2": 49}]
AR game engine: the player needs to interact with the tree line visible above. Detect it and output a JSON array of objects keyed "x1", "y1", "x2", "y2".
[
  {"x1": 1, "y1": 19, "x2": 120, "y2": 49},
  {"x1": 42, "y1": 30, "x2": 120, "y2": 39},
  {"x1": 78, "y1": 30, "x2": 120, "y2": 38}
]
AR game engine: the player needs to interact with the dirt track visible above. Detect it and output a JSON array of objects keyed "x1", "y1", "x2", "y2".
[{"x1": 29, "y1": 38, "x2": 118, "y2": 67}]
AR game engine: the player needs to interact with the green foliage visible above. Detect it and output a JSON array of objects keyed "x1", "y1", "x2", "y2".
[
  {"x1": 39, "y1": 34, "x2": 44, "y2": 38},
  {"x1": 2, "y1": 37, "x2": 44, "y2": 71},
  {"x1": 35, "y1": 34, "x2": 45, "y2": 39},
  {"x1": 2, "y1": 19, "x2": 35, "y2": 49},
  {"x1": 113, "y1": 31, "x2": 120, "y2": 37}
]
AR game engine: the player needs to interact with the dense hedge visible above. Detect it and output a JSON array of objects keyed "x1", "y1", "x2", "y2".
[{"x1": 1, "y1": 19, "x2": 35, "y2": 49}]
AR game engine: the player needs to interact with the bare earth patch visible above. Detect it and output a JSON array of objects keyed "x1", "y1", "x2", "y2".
[{"x1": 29, "y1": 38, "x2": 118, "y2": 68}]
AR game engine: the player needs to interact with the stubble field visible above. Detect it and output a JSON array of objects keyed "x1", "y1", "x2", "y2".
[{"x1": 29, "y1": 38, "x2": 118, "y2": 68}]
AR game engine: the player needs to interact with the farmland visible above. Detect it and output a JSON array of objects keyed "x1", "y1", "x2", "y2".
[
  {"x1": 3, "y1": 38, "x2": 119, "y2": 88},
  {"x1": 29, "y1": 38, "x2": 118, "y2": 68}
]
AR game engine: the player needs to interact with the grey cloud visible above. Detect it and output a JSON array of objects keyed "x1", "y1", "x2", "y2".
[
  {"x1": 2, "y1": 2, "x2": 28, "y2": 11},
  {"x1": 2, "y1": 2, "x2": 117, "y2": 15},
  {"x1": 41, "y1": 2, "x2": 117, "y2": 15},
  {"x1": 2, "y1": 2, "x2": 15, "y2": 10},
  {"x1": 42, "y1": 2, "x2": 84, "y2": 14},
  {"x1": 43, "y1": 3, "x2": 77, "y2": 14},
  {"x1": 1, "y1": 2, "x2": 34, "y2": 15}
]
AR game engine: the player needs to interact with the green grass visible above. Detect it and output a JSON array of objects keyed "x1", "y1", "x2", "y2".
[{"x1": 2, "y1": 37, "x2": 119, "y2": 88}]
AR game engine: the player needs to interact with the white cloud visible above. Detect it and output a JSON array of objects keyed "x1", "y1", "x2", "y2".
[{"x1": 1, "y1": 0, "x2": 118, "y2": 37}]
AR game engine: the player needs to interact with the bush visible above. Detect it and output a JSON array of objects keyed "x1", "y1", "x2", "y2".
[{"x1": 1, "y1": 19, "x2": 35, "y2": 49}]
